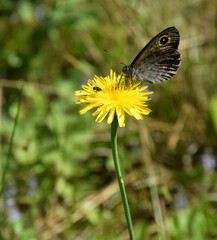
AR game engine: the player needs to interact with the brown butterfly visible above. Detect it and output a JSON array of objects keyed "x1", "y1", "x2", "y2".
[{"x1": 122, "y1": 26, "x2": 181, "y2": 84}]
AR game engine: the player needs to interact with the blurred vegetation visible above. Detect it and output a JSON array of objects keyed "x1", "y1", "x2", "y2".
[{"x1": 0, "y1": 0, "x2": 216, "y2": 239}]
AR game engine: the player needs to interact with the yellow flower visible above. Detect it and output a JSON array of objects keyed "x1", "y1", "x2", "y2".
[{"x1": 75, "y1": 69, "x2": 153, "y2": 127}]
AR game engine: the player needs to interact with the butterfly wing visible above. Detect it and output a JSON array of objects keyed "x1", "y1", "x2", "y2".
[{"x1": 126, "y1": 26, "x2": 181, "y2": 84}]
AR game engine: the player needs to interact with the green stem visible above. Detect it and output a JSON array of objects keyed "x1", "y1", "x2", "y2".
[
  {"x1": 0, "y1": 88, "x2": 23, "y2": 197},
  {"x1": 111, "y1": 115, "x2": 135, "y2": 240}
]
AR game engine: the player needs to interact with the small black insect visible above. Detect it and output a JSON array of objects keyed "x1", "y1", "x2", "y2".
[{"x1": 93, "y1": 86, "x2": 102, "y2": 91}]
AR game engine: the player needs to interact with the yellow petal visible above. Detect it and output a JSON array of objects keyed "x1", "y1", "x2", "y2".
[
  {"x1": 95, "y1": 109, "x2": 108, "y2": 122},
  {"x1": 107, "y1": 107, "x2": 115, "y2": 124},
  {"x1": 80, "y1": 103, "x2": 100, "y2": 114},
  {"x1": 116, "y1": 106, "x2": 125, "y2": 127}
]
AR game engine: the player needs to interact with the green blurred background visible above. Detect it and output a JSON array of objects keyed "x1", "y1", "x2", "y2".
[{"x1": 0, "y1": 0, "x2": 216, "y2": 239}]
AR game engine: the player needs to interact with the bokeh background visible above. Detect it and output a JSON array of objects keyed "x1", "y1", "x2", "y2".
[{"x1": 0, "y1": 0, "x2": 216, "y2": 239}]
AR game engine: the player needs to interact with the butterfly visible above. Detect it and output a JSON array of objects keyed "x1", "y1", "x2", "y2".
[{"x1": 122, "y1": 26, "x2": 181, "y2": 84}]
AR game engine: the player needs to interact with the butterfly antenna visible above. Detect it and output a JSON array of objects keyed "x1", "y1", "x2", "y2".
[{"x1": 104, "y1": 49, "x2": 125, "y2": 66}]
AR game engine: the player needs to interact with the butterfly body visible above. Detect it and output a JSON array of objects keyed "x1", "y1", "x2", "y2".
[{"x1": 123, "y1": 26, "x2": 181, "y2": 84}]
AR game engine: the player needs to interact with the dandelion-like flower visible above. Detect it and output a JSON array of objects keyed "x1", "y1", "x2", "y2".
[{"x1": 75, "y1": 70, "x2": 153, "y2": 127}]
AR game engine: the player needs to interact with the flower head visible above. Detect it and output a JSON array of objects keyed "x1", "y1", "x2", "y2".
[{"x1": 75, "y1": 70, "x2": 153, "y2": 127}]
